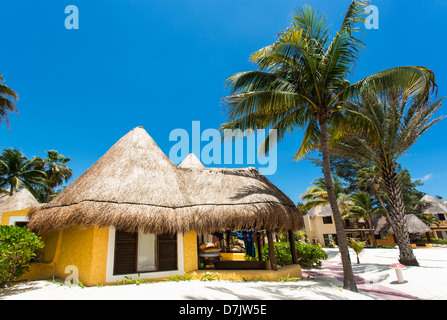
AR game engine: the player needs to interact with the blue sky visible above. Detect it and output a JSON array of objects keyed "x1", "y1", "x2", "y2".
[{"x1": 1, "y1": 0, "x2": 446, "y2": 202}]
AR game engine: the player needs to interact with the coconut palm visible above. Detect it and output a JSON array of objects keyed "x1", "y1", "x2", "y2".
[
  {"x1": 0, "y1": 73, "x2": 18, "y2": 127},
  {"x1": 348, "y1": 238, "x2": 366, "y2": 264},
  {"x1": 345, "y1": 191, "x2": 382, "y2": 248},
  {"x1": 0, "y1": 148, "x2": 46, "y2": 196},
  {"x1": 220, "y1": 0, "x2": 436, "y2": 290},
  {"x1": 39, "y1": 150, "x2": 72, "y2": 202},
  {"x1": 300, "y1": 176, "x2": 349, "y2": 214},
  {"x1": 331, "y1": 92, "x2": 444, "y2": 265}
]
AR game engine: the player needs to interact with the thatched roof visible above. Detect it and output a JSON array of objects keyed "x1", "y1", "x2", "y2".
[
  {"x1": 28, "y1": 127, "x2": 302, "y2": 234},
  {"x1": 418, "y1": 194, "x2": 447, "y2": 214},
  {"x1": 178, "y1": 153, "x2": 205, "y2": 169},
  {"x1": 372, "y1": 214, "x2": 431, "y2": 235},
  {"x1": 0, "y1": 189, "x2": 40, "y2": 221},
  {"x1": 307, "y1": 204, "x2": 333, "y2": 218}
]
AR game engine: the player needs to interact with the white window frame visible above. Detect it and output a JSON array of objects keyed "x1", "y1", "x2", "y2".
[
  {"x1": 9, "y1": 216, "x2": 29, "y2": 226},
  {"x1": 105, "y1": 227, "x2": 184, "y2": 283}
]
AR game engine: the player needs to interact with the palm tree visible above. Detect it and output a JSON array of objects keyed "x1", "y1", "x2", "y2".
[
  {"x1": 300, "y1": 176, "x2": 349, "y2": 214},
  {"x1": 332, "y1": 93, "x2": 444, "y2": 265},
  {"x1": 0, "y1": 73, "x2": 18, "y2": 127},
  {"x1": 0, "y1": 148, "x2": 46, "y2": 196},
  {"x1": 220, "y1": 0, "x2": 436, "y2": 291},
  {"x1": 39, "y1": 150, "x2": 72, "y2": 202},
  {"x1": 345, "y1": 191, "x2": 382, "y2": 248},
  {"x1": 348, "y1": 238, "x2": 366, "y2": 264}
]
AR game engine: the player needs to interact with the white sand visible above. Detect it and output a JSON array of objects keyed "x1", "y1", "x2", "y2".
[{"x1": 1, "y1": 248, "x2": 446, "y2": 300}]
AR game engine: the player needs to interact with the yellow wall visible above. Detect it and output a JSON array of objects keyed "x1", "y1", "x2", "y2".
[
  {"x1": 53, "y1": 226, "x2": 109, "y2": 286},
  {"x1": 376, "y1": 234, "x2": 396, "y2": 246},
  {"x1": 183, "y1": 231, "x2": 198, "y2": 273},
  {"x1": 303, "y1": 215, "x2": 336, "y2": 246}
]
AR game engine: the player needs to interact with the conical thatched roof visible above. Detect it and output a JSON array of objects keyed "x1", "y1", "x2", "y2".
[
  {"x1": 178, "y1": 153, "x2": 205, "y2": 169},
  {"x1": 0, "y1": 188, "x2": 40, "y2": 221},
  {"x1": 28, "y1": 127, "x2": 302, "y2": 234},
  {"x1": 372, "y1": 214, "x2": 431, "y2": 235}
]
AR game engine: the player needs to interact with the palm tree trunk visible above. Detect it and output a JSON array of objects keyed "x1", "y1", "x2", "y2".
[
  {"x1": 367, "y1": 217, "x2": 378, "y2": 248},
  {"x1": 9, "y1": 183, "x2": 14, "y2": 196},
  {"x1": 319, "y1": 119, "x2": 358, "y2": 292},
  {"x1": 382, "y1": 166, "x2": 419, "y2": 266}
]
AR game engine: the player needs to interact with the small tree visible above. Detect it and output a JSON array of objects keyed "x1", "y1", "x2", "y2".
[
  {"x1": 348, "y1": 238, "x2": 365, "y2": 264},
  {"x1": 0, "y1": 225, "x2": 44, "y2": 287}
]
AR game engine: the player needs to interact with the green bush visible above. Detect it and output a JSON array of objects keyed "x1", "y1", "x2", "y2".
[
  {"x1": 0, "y1": 225, "x2": 44, "y2": 287},
  {"x1": 246, "y1": 241, "x2": 328, "y2": 268}
]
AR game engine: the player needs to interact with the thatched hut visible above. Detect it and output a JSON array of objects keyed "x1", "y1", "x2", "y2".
[
  {"x1": 21, "y1": 127, "x2": 302, "y2": 285},
  {"x1": 0, "y1": 188, "x2": 40, "y2": 226}
]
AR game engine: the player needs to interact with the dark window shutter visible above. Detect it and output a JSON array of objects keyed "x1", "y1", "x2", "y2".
[
  {"x1": 114, "y1": 231, "x2": 137, "y2": 275},
  {"x1": 158, "y1": 234, "x2": 177, "y2": 271}
]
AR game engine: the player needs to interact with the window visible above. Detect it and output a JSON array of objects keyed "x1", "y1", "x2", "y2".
[
  {"x1": 113, "y1": 231, "x2": 177, "y2": 275},
  {"x1": 437, "y1": 214, "x2": 446, "y2": 221},
  {"x1": 322, "y1": 216, "x2": 333, "y2": 224}
]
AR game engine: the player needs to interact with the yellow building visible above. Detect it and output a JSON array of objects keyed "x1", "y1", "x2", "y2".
[
  {"x1": 2, "y1": 127, "x2": 303, "y2": 286},
  {"x1": 418, "y1": 194, "x2": 447, "y2": 240}
]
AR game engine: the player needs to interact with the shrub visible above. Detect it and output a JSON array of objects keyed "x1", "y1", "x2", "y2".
[
  {"x1": 250, "y1": 241, "x2": 328, "y2": 268},
  {"x1": 0, "y1": 225, "x2": 44, "y2": 287}
]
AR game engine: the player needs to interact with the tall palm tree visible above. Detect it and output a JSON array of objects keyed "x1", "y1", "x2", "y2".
[
  {"x1": 39, "y1": 150, "x2": 72, "y2": 202},
  {"x1": 345, "y1": 191, "x2": 382, "y2": 248},
  {"x1": 220, "y1": 0, "x2": 436, "y2": 290},
  {"x1": 0, "y1": 148, "x2": 46, "y2": 196},
  {"x1": 0, "y1": 73, "x2": 18, "y2": 127},
  {"x1": 332, "y1": 93, "x2": 444, "y2": 265},
  {"x1": 300, "y1": 176, "x2": 349, "y2": 214}
]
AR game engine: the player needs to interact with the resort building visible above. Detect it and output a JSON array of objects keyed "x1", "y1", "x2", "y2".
[
  {"x1": 1, "y1": 127, "x2": 303, "y2": 285},
  {"x1": 303, "y1": 204, "x2": 375, "y2": 247},
  {"x1": 417, "y1": 194, "x2": 447, "y2": 240},
  {"x1": 303, "y1": 203, "x2": 431, "y2": 247}
]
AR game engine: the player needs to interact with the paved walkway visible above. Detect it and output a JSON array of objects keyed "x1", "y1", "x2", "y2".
[
  {"x1": 301, "y1": 247, "x2": 447, "y2": 300},
  {"x1": 302, "y1": 260, "x2": 422, "y2": 300}
]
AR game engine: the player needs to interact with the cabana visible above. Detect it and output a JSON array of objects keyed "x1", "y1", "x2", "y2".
[
  {"x1": 0, "y1": 188, "x2": 41, "y2": 226},
  {"x1": 23, "y1": 127, "x2": 303, "y2": 285},
  {"x1": 372, "y1": 214, "x2": 431, "y2": 246}
]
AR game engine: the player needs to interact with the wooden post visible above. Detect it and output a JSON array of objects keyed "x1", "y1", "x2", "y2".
[
  {"x1": 288, "y1": 230, "x2": 298, "y2": 264},
  {"x1": 256, "y1": 233, "x2": 263, "y2": 262},
  {"x1": 266, "y1": 230, "x2": 277, "y2": 271}
]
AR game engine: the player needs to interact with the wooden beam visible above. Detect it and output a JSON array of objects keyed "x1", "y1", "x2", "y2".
[
  {"x1": 266, "y1": 230, "x2": 277, "y2": 271},
  {"x1": 288, "y1": 230, "x2": 298, "y2": 264}
]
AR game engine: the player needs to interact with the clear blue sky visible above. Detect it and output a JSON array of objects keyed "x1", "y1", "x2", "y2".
[{"x1": 1, "y1": 0, "x2": 446, "y2": 201}]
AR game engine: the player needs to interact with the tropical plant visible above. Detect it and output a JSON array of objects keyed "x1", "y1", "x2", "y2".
[
  {"x1": 300, "y1": 176, "x2": 350, "y2": 214},
  {"x1": 0, "y1": 225, "x2": 45, "y2": 287},
  {"x1": 345, "y1": 191, "x2": 381, "y2": 247},
  {"x1": 220, "y1": 0, "x2": 436, "y2": 291},
  {"x1": 258, "y1": 241, "x2": 328, "y2": 268},
  {"x1": 0, "y1": 148, "x2": 46, "y2": 196},
  {"x1": 38, "y1": 150, "x2": 72, "y2": 202},
  {"x1": 348, "y1": 238, "x2": 365, "y2": 264},
  {"x1": 417, "y1": 213, "x2": 440, "y2": 243},
  {"x1": 331, "y1": 92, "x2": 444, "y2": 266},
  {"x1": 0, "y1": 73, "x2": 18, "y2": 128}
]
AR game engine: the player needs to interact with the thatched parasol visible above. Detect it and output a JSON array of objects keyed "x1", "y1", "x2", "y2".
[{"x1": 28, "y1": 127, "x2": 302, "y2": 234}]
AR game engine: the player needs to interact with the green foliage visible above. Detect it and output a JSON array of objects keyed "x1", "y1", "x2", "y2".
[
  {"x1": 0, "y1": 225, "x2": 44, "y2": 287},
  {"x1": 347, "y1": 238, "x2": 365, "y2": 263},
  {"x1": 259, "y1": 241, "x2": 328, "y2": 268}
]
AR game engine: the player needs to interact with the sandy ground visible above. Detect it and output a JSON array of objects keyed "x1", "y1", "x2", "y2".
[{"x1": 1, "y1": 247, "x2": 446, "y2": 300}]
